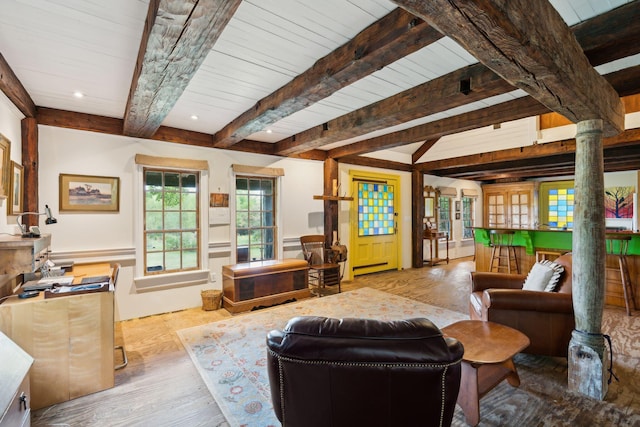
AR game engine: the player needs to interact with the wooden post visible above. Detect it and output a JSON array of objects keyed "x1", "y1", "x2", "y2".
[
  {"x1": 21, "y1": 117, "x2": 38, "y2": 228},
  {"x1": 569, "y1": 119, "x2": 608, "y2": 399},
  {"x1": 411, "y1": 170, "x2": 424, "y2": 268},
  {"x1": 323, "y1": 158, "x2": 339, "y2": 248}
]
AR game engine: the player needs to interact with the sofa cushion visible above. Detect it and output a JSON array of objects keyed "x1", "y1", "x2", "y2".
[{"x1": 522, "y1": 260, "x2": 564, "y2": 292}]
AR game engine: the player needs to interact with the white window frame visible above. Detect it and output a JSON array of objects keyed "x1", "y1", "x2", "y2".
[
  {"x1": 461, "y1": 196, "x2": 476, "y2": 240},
  {"x1": 133, "y1": 159, "x2": 209, "y2": 291},
  {"x1": 230, "y1": 166, "x2": 283, "y2": 264}
]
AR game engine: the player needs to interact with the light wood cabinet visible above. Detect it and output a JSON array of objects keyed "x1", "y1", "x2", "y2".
[
  {"x1": 482, "y1": 183, "x2": 538, "y2": 229},
  {"x1": 0, "y1": 264, "x2": 114, "y2": 410}
]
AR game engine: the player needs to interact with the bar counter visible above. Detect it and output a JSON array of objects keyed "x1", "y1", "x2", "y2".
[{"x1": 474, "y1": 227, "x2": 639, "y2": 310}]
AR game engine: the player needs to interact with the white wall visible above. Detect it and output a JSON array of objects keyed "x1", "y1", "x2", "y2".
[
  {"x1": 36, "y1": 125, "x2": 326, "y2": 320},
  {"x1": 0, "y1": 92, "x2": 25, "y2": 235}
]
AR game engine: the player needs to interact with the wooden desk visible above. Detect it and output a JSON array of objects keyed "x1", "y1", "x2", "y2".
[
  {"x1": 442, "y1": 320, "x2": 530, "y2": 427},
  {"x1": 0, "y1": 263, "x2": 114, "y2": 410}
]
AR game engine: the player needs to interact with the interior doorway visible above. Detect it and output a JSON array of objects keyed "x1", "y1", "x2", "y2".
[{"x1": 349, "y1": 170, "x2": 401, "y2": 276}]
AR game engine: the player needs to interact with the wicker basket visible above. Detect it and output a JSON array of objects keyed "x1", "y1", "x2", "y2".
[{"x1": 201, "y1": 289, "x2": 223, "y2": 311}]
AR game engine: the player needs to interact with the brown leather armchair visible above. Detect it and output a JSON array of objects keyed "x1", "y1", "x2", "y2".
[
  {"x1": 266, "y1": 316, "x2": 463, "y2": 427},
  {"x1": 469, "y1": 253, "x2": 574, "y2": 357}
]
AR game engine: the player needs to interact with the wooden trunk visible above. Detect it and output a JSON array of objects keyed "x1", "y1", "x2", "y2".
[{"x1": 222, "y1": 259, "x2": 310, "y2": 313}]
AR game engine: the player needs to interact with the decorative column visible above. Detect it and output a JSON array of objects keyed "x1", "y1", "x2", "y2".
[{"x1": 568, "y1": 119, "x2": 608, "y2": 399}]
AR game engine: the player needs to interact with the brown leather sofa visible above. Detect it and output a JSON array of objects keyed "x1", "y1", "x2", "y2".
[
  {"x1": 266, "y1": 316, "x2": 463, "y2": 427},
  {"x1": 469, "y1": 253, "x2": 574, "y2": 357}
]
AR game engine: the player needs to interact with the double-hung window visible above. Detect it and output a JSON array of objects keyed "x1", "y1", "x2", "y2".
[
  {"x1": 143, "y1": 169, "x2": 200, "y2": 274},
  {"x1": 462, "y1": 196, "x2": 475, "y2": 239},
  {"x1": 235, "y1": 175, "x2": 277, "y2": 262},
  {"x1": 438, "y1": 196, "x2": 451, "y2": 238}
]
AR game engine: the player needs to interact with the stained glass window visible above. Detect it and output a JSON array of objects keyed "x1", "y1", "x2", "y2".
[
  {"x1": 547, "y1": 187, "x2": 574, "y2": 228},
  {"x1": 357, "y1": 182, "x2": 395, "y2": 236}
]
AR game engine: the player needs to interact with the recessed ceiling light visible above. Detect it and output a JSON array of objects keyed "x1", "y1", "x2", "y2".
[
  {"x1": 73, "y1": 91, "x2": 84, "y2": 98},
  {"x1": 190, "y1": 115, "x2": 199, "y2": 120},
  {"x1": 266, "y1": 129, "x2": 273, "y2": 134}
]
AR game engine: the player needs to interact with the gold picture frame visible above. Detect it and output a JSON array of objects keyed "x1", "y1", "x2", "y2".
[
  {"x1": 8, "y1": 161, "x2": 23, "y2": 214},
  {"x1": 59, "y1": 173, "x2": 120, "y2": 212},
  {"x1": 0, "y1": 133, "x2": 11, "y2": 197}
]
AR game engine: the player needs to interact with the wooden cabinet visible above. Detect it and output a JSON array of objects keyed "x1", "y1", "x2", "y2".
[
  {"x1": 482, "y1": 183, "x2": 538, "y2": 229},
  {"x1": 0, "y1": 332, "x2": 33, "y2": 427},
  {"x1": 0, "y1": 263, "x2": 114, "y2": 410}
]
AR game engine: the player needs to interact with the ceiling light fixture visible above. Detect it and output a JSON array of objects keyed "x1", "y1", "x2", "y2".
[
  {"x1": 266, "y1": 129, "x2": 273, "y2": 134},
  {"x1": 73, "y1": 91, "x2": 84, "y2": 98},
  {"x1": 190, "y1": 115, "x2": 198, "y2": 120}
]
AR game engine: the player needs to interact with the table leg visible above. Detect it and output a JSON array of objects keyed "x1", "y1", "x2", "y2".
[
  {"x1": 457, "y1": 362, "x2": 481, "y2": 427},
  {"x1": 503, "y1": 358, "x2": 521, "y2": 387}
]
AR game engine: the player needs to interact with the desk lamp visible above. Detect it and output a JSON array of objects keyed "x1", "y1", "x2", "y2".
[{"x1": 16, "y1": 204, "x2": 57, "y2": 237}]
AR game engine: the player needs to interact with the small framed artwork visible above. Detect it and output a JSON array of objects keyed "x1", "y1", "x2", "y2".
[
  {"x1": 0, "y1": 133, "x2": 11, "y2": 197},
  {"x1": 8, "y1": 161, "x2": 23, "y2": 214},
  {"x1": 455, "y1": 200, "x2": 461, "y2": 212},
  {"x1": 59, "y1": 173, "x2": 120, "y2": 212},
  {"x1": 455, "y1": 212, "x2": 461, "y2": 220},
  {"x1": 210, "y1": 192, "x2": 229, "y2": 207}
]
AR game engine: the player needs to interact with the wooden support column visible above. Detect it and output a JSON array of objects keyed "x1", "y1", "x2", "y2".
[
  {"x1": 21, "y1": 117, "x2": 38, "y2": 228},
  {"x1": 411, "y1": 170, "x2": 424, "y2": 268},
  {"x1": 569, "y1": 119, "x2": 608, "y2": 399},
  {"x1": 323, "y1": 158, "x2": 339, "y2": 247}
]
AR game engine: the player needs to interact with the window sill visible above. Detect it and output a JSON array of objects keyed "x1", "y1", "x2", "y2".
[{"x1": 134, "y1": 269, "x2": 210, "y2": 292}]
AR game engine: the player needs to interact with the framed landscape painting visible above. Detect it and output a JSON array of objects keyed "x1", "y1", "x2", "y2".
[
  {"x1": 8, "y1": 161, "x2": 23, "y2": 214},
  {"x1": 59, "y1": 173, "x2": 120, "y2": 212},
  {"x1": 0, "y1": 133, "x2": 11, "y2": 198}
]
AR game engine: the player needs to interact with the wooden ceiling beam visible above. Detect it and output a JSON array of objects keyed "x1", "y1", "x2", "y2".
[
  {"x1": 391, "y1": 0, "x2": 624, "y2": 136},
  {"x1": 275, "y1": 63, "x2": 514, "y2": 155},
  {"x1": 412, "y1": 139, "x2": 440, "y2": 164},
  {"x1": 123, "y1": 0, "x2": 241, "y2": 138},
  {"x1": 212, "y1": 8, "x2": 443, "y2": 148},
  {"x1": 0, "y1": 53, "x2": 36, "y2": 118},
  {"x1": 338, "y1": 155, "x2": 413, "y2": 172},
  {"x1": 417, "y1": 127, "x2": 640, "y2": 175},
  {"x1": 572, "y1": 1, "x2": 640, "y2": 67},
  {"x1": 332, "y1": 62, "x2": 640, "y2": 160},
  {"x1": 330, "y1": 96, "x2": 548, "y2": 159}
]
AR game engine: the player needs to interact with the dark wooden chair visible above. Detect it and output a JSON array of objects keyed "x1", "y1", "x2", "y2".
[{"x1": 300, "y1": 235, "x2": 341, "y2": 296}]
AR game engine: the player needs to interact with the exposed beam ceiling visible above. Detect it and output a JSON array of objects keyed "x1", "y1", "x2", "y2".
[
  {"x1": 331, "y1": 64, "x2": 640, "y2": 160},
  {"x1": 419, "y1": 128, "x2": 640, "y2": 181},
  {"x1": 211, "y1": 8, "x2": 443, "y2": 149},
  {"x1": 2, "y1": 1, "x2": 639, "y2": 182},
  {"x1": 277, "y1": 0, "x2": 640, "y2": 158},
  {"x1": 275, "y1": 63, "x2": 514, "y2": 155},
  {"x1": 123, "y1": 0, "x2": 241, "y2": 138}
]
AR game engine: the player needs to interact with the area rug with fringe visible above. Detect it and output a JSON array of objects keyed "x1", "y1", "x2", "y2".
[{"x1": 177, "y1": 287, "x2": 467, "y2": 427}]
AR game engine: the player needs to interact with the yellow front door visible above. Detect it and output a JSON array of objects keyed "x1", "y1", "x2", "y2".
[{"x1": 349, "y1": 170, "x2": 400, "y2": 276}]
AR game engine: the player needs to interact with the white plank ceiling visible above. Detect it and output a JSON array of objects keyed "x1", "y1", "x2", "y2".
[{"x1": 0, "y1": 0, "x2": 637, "y2": 160}]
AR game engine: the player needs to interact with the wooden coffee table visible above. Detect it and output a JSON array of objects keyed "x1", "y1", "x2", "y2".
[{"x1": 442, "y1": 320, "x2": 530, "y2": 426}]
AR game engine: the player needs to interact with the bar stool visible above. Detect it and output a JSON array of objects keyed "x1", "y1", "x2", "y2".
[
  {"x1": 489, "y1": 230, "x2": 519, "y2": 274},
  {"x1": 606, "y1": 234, "x2": 636, "y2": 316}
]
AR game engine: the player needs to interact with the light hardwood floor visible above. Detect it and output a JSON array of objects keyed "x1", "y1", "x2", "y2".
[{"x1": 30, "y1": 258, "x2": 638, "y2": 426}]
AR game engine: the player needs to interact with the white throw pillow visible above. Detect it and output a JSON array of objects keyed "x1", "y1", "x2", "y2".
[{"x1": 522, "y1": 260, "x2": 564, "y2": 292}]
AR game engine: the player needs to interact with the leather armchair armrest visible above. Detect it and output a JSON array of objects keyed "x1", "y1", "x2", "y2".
[
  {"x1": 482, "y1": 289, "x2": 573, "y2": 314},
  {"x1": 470, "y1": 272, "x2": 526, "y2": 292}
]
